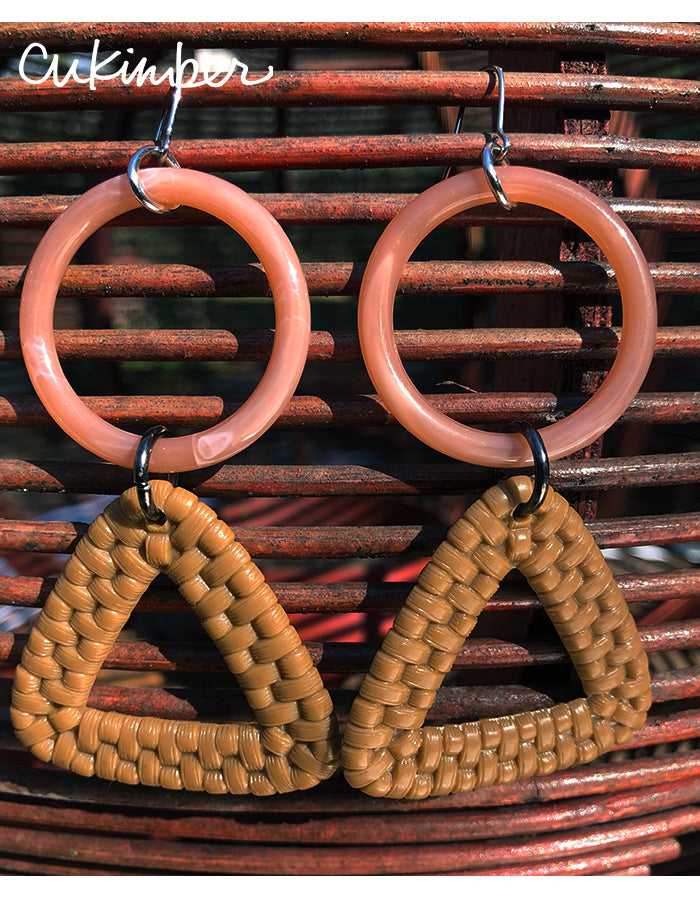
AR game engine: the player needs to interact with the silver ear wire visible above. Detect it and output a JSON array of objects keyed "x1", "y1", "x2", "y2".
[{"x1": 127, "y1": 85, "x2": 182, "y2": 214}]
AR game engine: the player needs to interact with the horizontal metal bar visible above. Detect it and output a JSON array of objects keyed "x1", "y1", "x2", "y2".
[
  {"x1": 0, "y1": 455, "x2": 699, "y2": 504},
  {"x1": 2, "y1": 135, "x2": 698, "y2": 175},
  {"x1": 0, "y1": 797, "x2": 693, "y2": 875},
  {"x1": 2, "y1": 194, "x2": 698, "y2": 231},
  {"x1": 1, "y1": 393, "x2": 697, "y2": 430},
  {"x1": 0, "y1": 510, "x2": 698, "y2": 558},
  {"x1": 2, "y1": 327, "x2": 698, "y2": 364},
  {"x1": 0, "y1": 569, "x2": 696, "y2": 615},
  {"x1": 0, "y1": 775, "x2": 695, "y2": 848},
  {"x1": 2, "y1": 72, "x2": 699, "y2": 112},
  {"x1": 0, "y1": 22, "x2": 698, "y2": 54},
  {"x1": 0, "y1": 621, "x2": 698, "y2": 674},
  {"x1": 2, "y1": 262, "x2": 699, "y2": 299}
]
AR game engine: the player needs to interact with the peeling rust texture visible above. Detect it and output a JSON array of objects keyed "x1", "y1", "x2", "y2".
[
  {"x1": 1, "y1": 73, "x2": 698, "y2": 112},
  {"x1": 0, "y1": 569, "x2": 696, "y2": 615},
  {"x1": 1, "y1": 135, "x2": 699, "y2": 175},
  {"x1": 0, "y1": 325, "x2": 697, "y2": 363},
  {"x1": 1, "y1": 508, "x2": 699, "y2": 556},
  {"x1": 0, "y1": 620, "x2": 698, "y2": 675},
  {"x1": 0, "y1": 454, "x2": 698, "y2": 499},
  {"x1": 0, "y1": 801, "x2": 693, "y2": 873},
  {"x1": 0, "y1": 22, "x2": 698, "y2": 53},
  {"x1": 0, "y1": 778, "x2": 694, "y2": 846},
  {"x1": 1, "y1": 195, "x2": 699, "y2": 230},
  {"x1": 0, "y1": 392, "x2": 697, "y2": 430},
  {"x1": 2, "y1": 262, "x2": 700, "y2": 299}
]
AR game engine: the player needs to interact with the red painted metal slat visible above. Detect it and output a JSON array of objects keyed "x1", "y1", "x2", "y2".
[
  {"x1": 0, "y1": 456, "x2": 697, "y2": 499},
  {"x1": 3, "y1": 72, "x2": 699, "y2": 112},
  {"x1": 2, "y1": 194, "x2": 698, "y2": 230},
  {"x1": 1, "y1": 621, "x2": 698, "y2": 675},
  {"x1": 0, "y1": 569, "x2": 695, "y2": 615},
  {"x1": 1, "y1": 326, "x2": 699, "y2": 363},
  {"x1": 2, "y1": 135, "x2": 699, "y2": 174},
  {"x1": 2, "y1": 262, "x2": 700, "y2": 297},
  {"x1": 449, "y1": 838, "x2": 681, "y2": 876},
  {"x1": 1, "y1": 392, "x2": 698, "y2": 430},
  {"x1": 0, "y1": 778, "x2": 695, "y2": 845},
  {"x1": 0, "y1": 807, "x2": 693, "y2": 874},
  {"x1": 1, "y1": 509, "x2": 699, "y2": 557},
  {"x1": 1, "y1": 22, "x2": 698, "y2": 54}
]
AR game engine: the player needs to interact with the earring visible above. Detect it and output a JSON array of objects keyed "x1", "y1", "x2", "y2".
[
  {"x1": 343, "y1": 71, "x2": 656, "y2": 799},
  {"x1": 11, "y1": 89, "x2": 340, "y2": 795}
]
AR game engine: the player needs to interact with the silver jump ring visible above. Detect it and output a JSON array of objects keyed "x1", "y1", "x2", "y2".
[
  {"x1": 133, "y1": 426, "x2": 179, "y2": 524},
  {"x1": 481, "y1": 140, "x2": 516, "y2": 211},
  {"x1": 504, "y1": 422, "x2": 550, "y2": 518},
  {"x1": 127, "y1": 145, "x2": 181, "y2": 215}
]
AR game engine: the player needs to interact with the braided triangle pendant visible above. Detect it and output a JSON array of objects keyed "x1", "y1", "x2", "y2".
[
  {"x1": 11, "y1": 481, "x2": 340, "y2": 795},
  {"x1": 341, "y1": 476, "x2": 651, "y2": 799}
]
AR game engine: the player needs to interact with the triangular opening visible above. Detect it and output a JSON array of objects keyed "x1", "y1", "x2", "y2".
[
  {"x1": 95, "y1": 579, "x2": 260, "y2": 725},
  {"x1": 421, "y1": 570, "x2": 587, "y2": 730}
]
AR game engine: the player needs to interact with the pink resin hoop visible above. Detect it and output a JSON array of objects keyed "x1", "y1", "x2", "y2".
[
  {"x1": 358, "y1": 167, "x2": 657, "y2": 467},
  {"x1": 20, "y1": 168, "x2": 310, "y2": 472}
]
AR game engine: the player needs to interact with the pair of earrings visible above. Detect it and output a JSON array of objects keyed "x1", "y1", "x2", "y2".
[{"x1": 10, "y1": 108, "x2": 656, "y2": 797}]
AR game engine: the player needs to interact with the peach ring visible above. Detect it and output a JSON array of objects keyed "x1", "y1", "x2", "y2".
[
  {"x1": 358, "y1": 167, "x2": 656, "y2": 466},
  {"x1": 20, "y1": 168, "x2": 310, "y2": 472}
]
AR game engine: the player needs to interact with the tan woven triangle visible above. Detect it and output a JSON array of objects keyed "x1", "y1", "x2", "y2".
[
  {"x1": 341, "y1": 476, "x2": 651, "y2": 799},
  {"x1": 11, "y1": 481, "x2": 340, "y2": 795}
]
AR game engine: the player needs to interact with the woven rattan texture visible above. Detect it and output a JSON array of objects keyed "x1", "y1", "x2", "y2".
[
  {"x1": 10, "y1": 480, "x2": 340, "y2": 794},
  {"x1": 341, "y1": 476, "x2": 652, "y2": 799}
]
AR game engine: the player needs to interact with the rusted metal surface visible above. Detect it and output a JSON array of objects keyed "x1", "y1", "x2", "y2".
[
  {"x1": 2, "y1": 261, "x2": 700, "y2": 298},
  {"x1": 2, "y1": 194, "x2": 699, "y2": 230},
  {"x1": 601, "y1": 865, "x2": 652, "y2": 875},
  {"x1": 0, "y1": 807, "x2": 693, "y2": 874},
  {"x1": 1, "y1": 326, "x2": 699, "y2": 363},
  {"x1": 0, "y1": 455, "x2": 698, "y2": 500},
  {"x1": 1, "y1": 621, "x2": 698, "y2": 677},
  {"x1": 0, "y1": 568, "x2": 695, "y2": 616},
  {"x1": 3, "y1": 72, "x2": 699, "y2": 112},
  {"x1": 454, "y1": 838, "x2": 681, "y2": 876},
  {"x1": 1, "y1": 508, "x2": 699, "y2": 557},
  {"x1": 1, "y1": 392, "x2": 698, "y2": 430},
  {"x1": 650, "y1": 667, "x2": 700, "y2": 703},
  {"x1": 0, "y1": 778, "x2": 695, "y2": 845},
  {"x1": 2, "y1": 135, "x2": 699, "y2": 175},
  {"x1": 1, "y1": 22, "x2": 698, "y2": 54},
  {"x1": 612, "y1": 710, "x2": 700, "y2": 752},
  {"x1": 0, "y1": 682, "x2": 555, "y2": 724}
]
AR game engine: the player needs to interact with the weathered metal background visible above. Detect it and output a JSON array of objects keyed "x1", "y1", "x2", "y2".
[{"x1": 0, "y1": 20, "x2": 697, "y2": 875}]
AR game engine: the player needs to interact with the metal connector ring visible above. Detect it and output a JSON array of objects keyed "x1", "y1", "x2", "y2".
[{"x1": 127, "y1": 145, "x2": 181, "y2": 215}]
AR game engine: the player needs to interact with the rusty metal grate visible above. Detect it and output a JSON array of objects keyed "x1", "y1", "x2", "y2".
[{"x1": 0, "y1": 21, "x2": 697, "y2": 875}]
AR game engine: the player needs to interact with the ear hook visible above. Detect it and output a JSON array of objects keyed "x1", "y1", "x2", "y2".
[
  {"x1": 481, "y1": 65, "x2": 516, "y2": 211},
  {"x1": 442, "y1": 65, "x2": 516, "y2": 211},
  {"x1": 127, "y1": 85, "x2": 182, "y2": 215},
  {"x1": 133, "y1": 425, "x2": 179, "y2": 524},
  {"x1": 504, "y1": 421, "x2": 550, "y2": 518}
]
